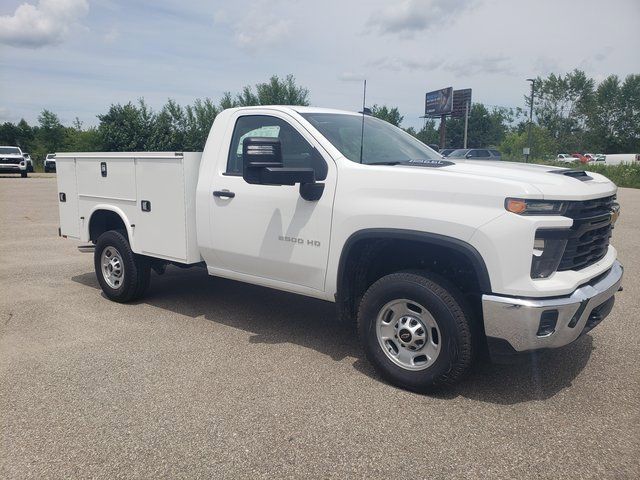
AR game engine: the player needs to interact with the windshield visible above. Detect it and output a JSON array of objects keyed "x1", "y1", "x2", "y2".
[
  {"x1": 0, "y1": 147, "x2": 21, "y2": 155},
  {"x1": 447, "y1": 149, "x2": 470, "y2": 158},
  {"x1": 300, "y1": 113, "x2": 441, "y2": 164}
]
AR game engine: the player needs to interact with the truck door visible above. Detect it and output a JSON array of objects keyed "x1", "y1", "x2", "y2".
[{"x1": 207, "y1": 112, "x2": 336, "y2": 293}]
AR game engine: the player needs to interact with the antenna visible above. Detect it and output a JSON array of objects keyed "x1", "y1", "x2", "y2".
[{"x1": 359, "y1": 79, "x2": 367, "y2": 164}]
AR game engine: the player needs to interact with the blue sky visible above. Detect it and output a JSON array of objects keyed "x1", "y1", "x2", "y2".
[{"x1": 1, "y1": 0, "x2": 639, "y2": 130}]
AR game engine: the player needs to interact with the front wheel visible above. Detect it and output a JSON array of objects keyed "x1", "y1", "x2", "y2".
[
  {"x1": 357, "y1": 271, "x2": 475, "y2": 392},
  {"x1": 20, "y1": 171, "x2": 27, "y2": 178},
  {"x1": 94, "y1": 230, "x2": 151, "y2": 303}
]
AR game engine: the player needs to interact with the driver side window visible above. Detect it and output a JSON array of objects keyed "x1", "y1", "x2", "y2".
[{"x1": 226, "y1": 115, "x2": 328, "y2": 180}]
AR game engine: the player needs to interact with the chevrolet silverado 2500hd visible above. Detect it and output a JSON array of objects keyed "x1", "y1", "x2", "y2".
[{"x1": 56, "y1": 106, "x2": 623, "y2": 392}]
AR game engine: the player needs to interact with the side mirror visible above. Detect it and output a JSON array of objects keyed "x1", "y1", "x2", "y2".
[{"x1": 242, "y1": 137, "x2": 324, "y2": 201}]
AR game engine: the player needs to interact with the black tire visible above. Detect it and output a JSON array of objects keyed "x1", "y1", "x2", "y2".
[
  {"x1": 20, "y1": 171, "x2": 27, "y2": 178},
  {"x1": 44, "y1": 167, "x2": 48, "y2": 173},
  {"x1": 94, "y1": 230, "x2": 151, "y2": 303},
  {"x1": 357, "y1": 271, "x2": 475, "y2": 392},
  {"x1": 28, "y1": 165, "x2": 34, "y2": 173}
]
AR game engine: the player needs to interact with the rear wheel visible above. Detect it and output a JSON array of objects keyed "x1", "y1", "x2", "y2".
[
  {"x1": 357, "y1": 271, "x2": 475, "y2": 392},
  {"x1": 94, "y1": 230, "x2": 150, "y2": 303}
]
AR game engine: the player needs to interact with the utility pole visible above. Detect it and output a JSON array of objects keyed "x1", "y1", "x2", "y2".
[
  {"x1": 525, "y1": 78, "x2": 536, "y2": 162},
  {"x1": 463, "y1": 101, "x2": 469, "y2": 148},
  {"x1": 439, "y1": 114, "x2": 446, "y2": 149}
]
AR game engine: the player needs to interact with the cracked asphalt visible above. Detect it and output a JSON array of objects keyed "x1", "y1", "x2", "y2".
[{"x1": 1, "y1": 174, "x2": 639, "y2": 479}]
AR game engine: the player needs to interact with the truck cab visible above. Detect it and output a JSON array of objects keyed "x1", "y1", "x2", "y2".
[{"x1": 56, "y1": 106, "x2": 623, "y2": 392}]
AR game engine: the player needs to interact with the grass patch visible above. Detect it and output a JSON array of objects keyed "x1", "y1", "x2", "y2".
[
  {"x1": 547, "y1": 162, "x2": 640, "y2": 189},
  {"x1": 505, "y1": 158, "x2": 640, "y2": 189}
]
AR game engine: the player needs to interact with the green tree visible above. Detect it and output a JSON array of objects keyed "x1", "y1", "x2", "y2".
[
  {"x1": 370, "y1": 104, "x2": 404, "y2": 126},
  {"x1": 218, "y1": 92, "x2": 237, "y2": 110},
  {"x1": 37, "y1": 109, "x2": 65, "y2": 153},
  {"x1": 98, "y1": 99, "x2": 154, "y2": 150},
  {"x1": 614, "y1": 74, "x2": 640, "y2": 153},
  {"x1": 406, "y1": 119, "x2": 439, "y2": 146},
  {"x1": 444, "y1": 104, "x2": 513, "y2": 148},
  {"x1": 533, "y1": 69, "x2": 595, "y2": 152},
  {"x1": 235, "y1": 74, "x2": 310, "y2": 107},
  {"x1": 500, "y1": 125, "x2": 556, "y2": 160},
  {"x1": 185, "y1": 98, "x2": 218, "y2": 150},
  {"x1": 149, "y1": 99, "x2": 186, "y2": 151}
]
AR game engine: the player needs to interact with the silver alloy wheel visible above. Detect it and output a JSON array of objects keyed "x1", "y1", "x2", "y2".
[
  {"x1": 375, "y1": 299, "x2": 442, "y2": 371},
  {"x1": 101, "y1": 246, "x2": 125, "y2": 289}
]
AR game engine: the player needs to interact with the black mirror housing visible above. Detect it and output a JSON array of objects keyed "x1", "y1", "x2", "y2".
[
  {"x1": 241, "y1": 136, "x2": 325, "y2": 201},
  {"x1": 242, "y1": 136, "x2": 316, "y2": 186},
  {"x1": 243, "y1": 137, "x2": 284, "y2": 184}
]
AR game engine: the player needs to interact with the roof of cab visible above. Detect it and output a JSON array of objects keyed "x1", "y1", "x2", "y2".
[{"x1": 232, "y1": 105, "x2": 360, "y2": 116}]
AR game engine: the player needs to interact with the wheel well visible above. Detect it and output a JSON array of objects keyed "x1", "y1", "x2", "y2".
[
  {"x1": 89, "y1": 210, "x2": 127, "y2": 242},
  {"x1": 336, "y1": 233, "x2": 490, "y2": 324}
]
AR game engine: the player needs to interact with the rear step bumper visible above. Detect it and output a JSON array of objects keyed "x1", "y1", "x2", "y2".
[{"x1": 482, "y1": 260, "x2": 623, "y2": 360}]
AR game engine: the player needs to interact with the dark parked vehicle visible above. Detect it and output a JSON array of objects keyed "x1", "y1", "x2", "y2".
[
  {"x1": 448, "y1": 148, "x2": 502, "y2": 161},
  {"x1": 439, "y1": 148, "x2": 457, "y2": 157}
]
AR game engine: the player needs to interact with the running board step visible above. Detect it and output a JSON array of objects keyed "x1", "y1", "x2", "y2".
[{"x1": 77, "y1": 245, "x2": 95, "y2": 253}]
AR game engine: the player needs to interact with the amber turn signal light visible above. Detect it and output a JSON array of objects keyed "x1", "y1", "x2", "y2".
[{"x1": 506, "y1": 198, "x2": 527, "y2": 214}]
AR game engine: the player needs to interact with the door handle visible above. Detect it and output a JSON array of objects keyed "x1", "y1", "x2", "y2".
[{"x1": 213, "y1": 190, "x2": 235, "y2": 199}]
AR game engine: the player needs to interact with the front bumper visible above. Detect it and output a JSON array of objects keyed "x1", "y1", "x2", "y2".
[
  {"x1": 482, "y1": 260, "x2": 623, "y2": 358},
  {"x1": 0, "y1": 164, "x2": 25, "y2": 173}
]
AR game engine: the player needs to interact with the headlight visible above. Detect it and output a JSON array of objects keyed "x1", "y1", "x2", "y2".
[
  {"x1": 531, "y1": 229, "x2": 568, "y2": 278},
  {"x1": 505, "y1": 198, "x2": 567, "y2": 215}
]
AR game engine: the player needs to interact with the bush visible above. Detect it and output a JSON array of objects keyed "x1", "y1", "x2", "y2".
[
  {"x1": 577, "y1": 162, "x2": 640, "y2": 189},
  {"x1": 522, "y1": 159, "x2": 640, "y2": 189}
]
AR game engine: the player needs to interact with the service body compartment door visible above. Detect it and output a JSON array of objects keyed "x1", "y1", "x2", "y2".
[
  {"x1": 56, "y1": 157, "x2": 80, "y2": 239},
  {"x1": 134, "y1": 156, "x2": 188, "y2": 262},
  {"x1": 76, "y1": 156, "x2": 137, "y2": 202}
]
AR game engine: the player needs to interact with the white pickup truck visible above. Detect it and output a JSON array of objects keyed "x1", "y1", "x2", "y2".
[
  {"x1": 0, "y1": 146, "x2": 29, "y2": 177},
  {"x1": 56, "y1": 106, "x2": 623, "y2": 392}
]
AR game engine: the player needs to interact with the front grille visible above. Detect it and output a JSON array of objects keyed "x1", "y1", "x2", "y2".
[
  {"x1": 558, "y1": 195, "x2": 615, "y2": 271},
  {"x1": 0, "y1": 157, "x2": 22, "y2": 165}
]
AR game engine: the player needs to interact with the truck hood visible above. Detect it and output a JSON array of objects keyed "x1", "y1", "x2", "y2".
[{"x1": 432, "y1": 160, "x2": 616, "y2": 200}]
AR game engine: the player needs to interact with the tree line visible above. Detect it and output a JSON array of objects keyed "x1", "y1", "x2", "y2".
[{"x1": 1, "y1": 71, "x2": 638, "y2": 166}]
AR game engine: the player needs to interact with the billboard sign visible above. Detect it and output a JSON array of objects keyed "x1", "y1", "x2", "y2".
[
  {"x1": 425, "y1": 87, "x2": 453, "y2": 116},
  {"x1": 452, "y1": 88, "x2": 472, "y2": 118}
]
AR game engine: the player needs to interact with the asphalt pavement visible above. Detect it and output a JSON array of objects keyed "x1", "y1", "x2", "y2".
[{"x1": 1, "y1": 174, "x2": 639, "y2": 479}]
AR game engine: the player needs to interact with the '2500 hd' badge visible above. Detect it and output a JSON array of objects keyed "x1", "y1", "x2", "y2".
[{"x1": 278, "y1": 236, "x2": 321, "y2": 247}]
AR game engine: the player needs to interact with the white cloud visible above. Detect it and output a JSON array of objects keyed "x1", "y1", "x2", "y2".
[
  {"x1": 234, "y1": 14, "x2": 291, "y2": 52},
  {"x1": 338, "y1": 72, "x2": 367, "y2": 82},
  {"x1": 445, "y1": 56, "x2": 512, "y2": 76},
  {"x1": 368, "y1": 0, "x2": 476, "y2": 36},
  {"x1": 103, "y1": 25, "x2": 119, "y2": 44},
  {"x1": 213, "y1": 1, "x2": 292, "y2": 52},
  {"x1": 0, "y1": 0, "x2": 89, "y2": 49},
  {"x1": 367, "y1": 56, "x2": 444, "y2": 72}
]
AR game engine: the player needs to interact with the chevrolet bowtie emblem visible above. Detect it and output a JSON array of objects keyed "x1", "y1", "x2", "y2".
[{"x1": 610, "y1": 206, "x2": 620, "y2": 225}]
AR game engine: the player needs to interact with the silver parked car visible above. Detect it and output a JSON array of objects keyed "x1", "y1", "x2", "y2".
[{"x1": 448, "y1": 148, "x2": 502, "y2": 161}]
